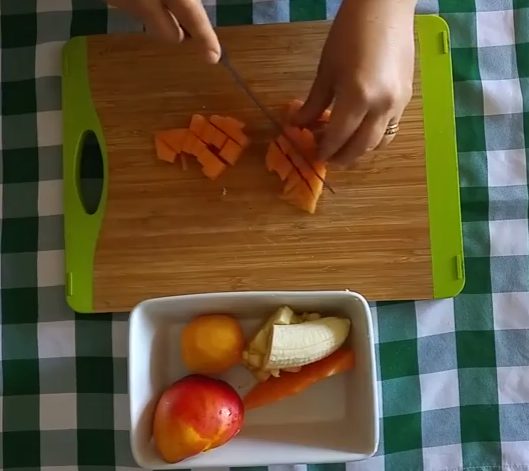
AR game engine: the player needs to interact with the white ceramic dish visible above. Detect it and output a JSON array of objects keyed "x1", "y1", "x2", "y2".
[{"x1": 129, "y1": 291, "x2": 379, "y2": 469}]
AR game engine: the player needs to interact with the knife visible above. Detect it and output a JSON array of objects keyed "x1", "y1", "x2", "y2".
[{"x1": 220, "y1": 51, "x2": 335, "y2": 194}]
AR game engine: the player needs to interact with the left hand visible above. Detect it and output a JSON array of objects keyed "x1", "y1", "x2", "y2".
[
  {"x1": 291, "y1": 0, "x2": 416, "y2": 167},
  {"x1": 107, "y1": 0, "x2": 221, "y2": 63}
]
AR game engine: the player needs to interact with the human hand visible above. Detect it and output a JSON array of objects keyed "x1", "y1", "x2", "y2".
[
  {"x1": 292, "y1": 0, "x2": 417, "y2": 167},
  {"x1": 107, "y1": 0, "x2": 221, "y2": 63}
]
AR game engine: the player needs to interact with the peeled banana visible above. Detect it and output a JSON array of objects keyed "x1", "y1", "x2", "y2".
[
  {"x1": 243, "y1": 306, "x2": 351, "y2": 381},
  {"x1": 265, "y1": 317, "x2": 351, "y2": 370}
]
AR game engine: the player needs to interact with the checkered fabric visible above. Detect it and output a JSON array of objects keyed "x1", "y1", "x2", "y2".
[{"x1": 1, "y1": 0, "x2": 529, "y2": 469}]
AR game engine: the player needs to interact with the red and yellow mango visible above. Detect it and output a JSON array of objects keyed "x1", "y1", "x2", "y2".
[{"x1": 153, "y1": 375, "x2": 244, "y2": 463}]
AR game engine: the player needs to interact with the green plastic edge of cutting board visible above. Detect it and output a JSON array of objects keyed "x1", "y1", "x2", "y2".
[
  {"x1": 62, "y1": 36, "x2": 107, "y2": 313},
  {"x1": 417, "y1": 15, "x2": 465, "y2": 298}
]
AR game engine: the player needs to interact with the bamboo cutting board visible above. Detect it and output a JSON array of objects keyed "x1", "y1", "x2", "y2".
[{"x1": 63, "y1": 17, "x2": 464, "y2": 313}]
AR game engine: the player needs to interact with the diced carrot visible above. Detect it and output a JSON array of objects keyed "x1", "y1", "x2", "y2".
[
  {"x1": 275, "y1": 133, "x2": 290, "y2": 154},
  {"x1": 223, "y1": 116, "x2": 245, "y2": 129},
  {"x1": 211, "y1": 128, "x2": 228, "y2": 150},
  {"x1": 269, "y1": 125, "x2": 328, "y2": 213},
  {"x1": 282, "y1": 184, "x2": 318, "y2": 214},
  {"x1": 154, "y1": 135, "x2": 177, "y2": 163},
  {"x1": 182, "y1": 131, "x2": 198, "y2": 154},
  {"x1": 282, "y1": 169, "x2": 303, "y2": 194},
  {"x1": 210, "y1": 115, "x2": 250, "y2": 148},
  {"x1": 189, "y1": 114, "x2": 208, "y2": 138},
  {"x1": 219, "y1": 138, "x2": 243, "y2": 166},
  {"x1": 182, "y1": 131, "x2": 207, "y2": 156},
  {"x1": 201, "y1": 123, "x2": 217, "y2": 145},
  {"x1": 195, "y1": 147, "x2": 226, "y2": 180},
  {"x1": 281, "y1": 127, "x2": 326, "y2": 195},
  {"x1": 157, "y1": 129, "x2": 187, "y2": 154},
  {"x1": 244, "y1": 347, "x2": 355, "y2": 409},
  {"x1": 265, "y1": 141, "x2": 293, "y2": 181}
]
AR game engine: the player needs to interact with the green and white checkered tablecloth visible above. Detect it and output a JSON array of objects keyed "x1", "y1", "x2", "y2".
[{"x1": 1, "y1": 0, "x2": 529, "y2": 469}]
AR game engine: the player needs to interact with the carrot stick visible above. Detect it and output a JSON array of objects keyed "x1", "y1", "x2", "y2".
[{"x1": 243, "y1": 347, "x2": 355, "y2": 409}]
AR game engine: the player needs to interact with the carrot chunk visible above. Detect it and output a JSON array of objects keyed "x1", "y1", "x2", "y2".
[
  {"x1": 265, "y1": 141, "x2": 293, "y2": 181},
  {"x1": 200, "y1": 123, "x2": 217, "y2": 145},
  {"x1": 219, "y1": 139, "x2": 243, "y2": 166},
  {"x1": 189, "y1": 114, "x2": 208, "y2": 138},
  {"x1": 244, "y1": 348, "x2": 355, "y2": 409},
  {"x1": 282, "y1": 184, "x2": 318, "y2": 214},
  {"x1": 211, "y1": 128, "x2": 228, "y2": 150},
  {"x1": 195, "y1": 147, "x2": 226, "y2": 181},
  {"x1": 182, "y1": 131, "x2": 201, "y2": 155},
  {"x1": 210, "y1": 115, "x2": 250, "y2": 148},
  {"x1": 282, "y1": 169, "x2": 303, "y2": 195},
  {"x1": 268, "y1": 125, "x2": 328, "y2": 213},
  {"x1": 154, "y1": 135, "x2": 177, "y2": 163},
  {"x1": 155, "y1": 129, "x2": 187, "y2": 154}
]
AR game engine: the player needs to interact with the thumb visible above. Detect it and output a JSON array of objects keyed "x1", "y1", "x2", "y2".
[{"x1": 291, "y1": 71, "x2": 333, "y2": 128}]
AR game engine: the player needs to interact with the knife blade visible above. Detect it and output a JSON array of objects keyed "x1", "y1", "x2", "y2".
[{"x1": 220, "y1": 51, "x2": 335, "y2": 194}]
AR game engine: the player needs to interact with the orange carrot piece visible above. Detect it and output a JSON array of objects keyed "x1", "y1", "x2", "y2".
[
  {"x1": 182, "y1": 131, "x2": 207, "y2": 156},
  {"x1": 244, "y1": 348, "x2": 355, "y2": 409},
  {"x1": 157, "y1": 129, "x2": 187, "y2": 154},
  {"x1": 154, "y1": 135, "x2": 177, "y2": 163},
  {"x1": 201, "y1": 123, "x2": 217, "y2": 145},
  {"x1": 189, "y1": 114, "x2": 208, "y2": 138},
  {"x1": 282, "y1": 184, "x2": 318, "y2": 214},
  {"x1": 282, "y1": 169, "x2": 302, "y2": 194},
  {"x1": 281, "y1": 127, "x2": 326, "y2": 195},
  {"x1": 210, "y1": 115, "x2": 250, "y2": 148},
  {"x1": 211, "y1": 128, "x2": 228, "y2": 149},
  {"x1": 195, "y1": 147, "x2": 226, "y2": 180},
  {"x1": 223, "y1": 116, "x2": 245, "y2": 129},
  {"x1": 275, "y1": 134, "x2": 293, "y2": 156},
  {"x1": 219, "y1": 139, "x2": 243, "y2": 166},
  {"x1": 265, "y1": 141, "x2": 293, "y2": 181}
]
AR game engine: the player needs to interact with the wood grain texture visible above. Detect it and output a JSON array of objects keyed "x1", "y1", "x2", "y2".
[{"x1": 86, "y1": 21, "x2": 431, "y2": 312}]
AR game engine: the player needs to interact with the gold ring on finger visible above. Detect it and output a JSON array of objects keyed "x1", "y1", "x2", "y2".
[{"x1": 384, "y1": 122, "x2": 400, "y2": 136}]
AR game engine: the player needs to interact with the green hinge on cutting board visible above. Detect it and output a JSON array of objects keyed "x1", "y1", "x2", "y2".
[{"x1": 62, "y1": 15, "x2": 464, "y2": 313}]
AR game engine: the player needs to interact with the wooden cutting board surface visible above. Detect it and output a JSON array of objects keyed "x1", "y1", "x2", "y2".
[{"x1": 63, "y1": 19, "x2": 463, "y2": 313}]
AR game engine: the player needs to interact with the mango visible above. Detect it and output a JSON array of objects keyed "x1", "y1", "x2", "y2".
[{"x1": 153, "y1": 375, "x2": 244, "y2": 462}]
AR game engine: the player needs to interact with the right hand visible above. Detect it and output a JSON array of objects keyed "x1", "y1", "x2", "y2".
[{"x1": 107, "y1": 0, "x2": 221, "y2": 63}]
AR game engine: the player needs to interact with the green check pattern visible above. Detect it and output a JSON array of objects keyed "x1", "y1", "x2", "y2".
[{"x1": 1, "y1": 0, "x2": 529, "y2": 469}]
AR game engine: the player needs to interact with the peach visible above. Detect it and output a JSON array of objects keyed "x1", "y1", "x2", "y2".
[{"x1": 153, "y1": 375, "x2": 244, "y2": 463}]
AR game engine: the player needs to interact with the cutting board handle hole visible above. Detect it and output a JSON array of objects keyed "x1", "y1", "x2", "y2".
[{"x1": 78, "y1": 130, "x2": 104, "y2": 215}]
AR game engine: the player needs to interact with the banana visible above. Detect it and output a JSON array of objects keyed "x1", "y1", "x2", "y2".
[
  {"x1": 264, "y1": 317, "x2": 351, "y2": 370},
  {"x1": 242, "y1": 306, "x2": 351, "y2": 381}
]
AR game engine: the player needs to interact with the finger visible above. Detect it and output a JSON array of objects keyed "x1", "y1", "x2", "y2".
[
  {"x1": 331, "y1": 113, "x2": 389, "y2": 167},
  {"x1": 108, "y1": 0, "x2": 183, "y2": 41},
  {"x1": 291, "y1": 71, "x2": 333, "y2": 128},
  {"x1": 145, "y1": 5, "x2": 185, "y2": 43},
  {"x1": 318, "y1": 97, "x2": 368, "y2": 161},
  {"x1": 165, "y1": 0, "x2": 221, "y2": 63}
]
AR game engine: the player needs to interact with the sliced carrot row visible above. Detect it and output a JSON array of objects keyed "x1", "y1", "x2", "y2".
[
  {"x1": 154, "y1": 114, "x2": 250, "y2": 180},
  {"x1": 265, "y1": 102, "x2": 330, "y2": 214}
]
